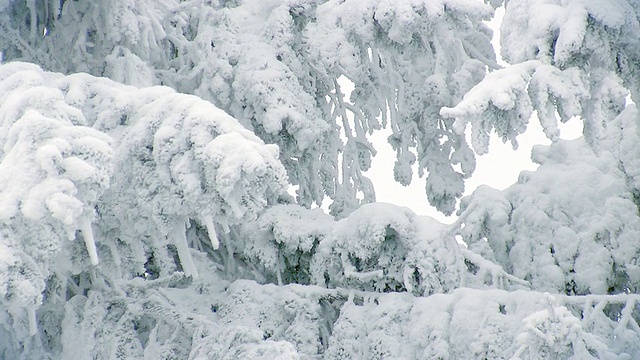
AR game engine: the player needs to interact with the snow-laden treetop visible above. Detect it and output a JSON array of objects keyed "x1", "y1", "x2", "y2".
[
  {"x1": 2, "y1": 0, "x2": 639, "y2": 215},
  {"x1": 1, "y1": 0, "x2": 500, "y2": 215}
]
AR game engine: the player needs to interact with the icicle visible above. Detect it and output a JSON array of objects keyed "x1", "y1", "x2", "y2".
[
  {"x1": 276, "y1": 253, "x2": 283, "y2": 286},
  {"x1": 225, "y1": 197, "x2": 244, "y2": 218},
  {"x1": 201, "y1": 214, "x2": 219, "y2": 250},
  {"x1": 80, "y1": 218, "x2": 99, "y2": 265},
  {"x1": 65, "y1": 227, "x2": 75, "y2": 241},
  {"x1": 219, "y1": 219, "x2": 230, "y2": 234},
  {"x1": 28, "y1": 308, "x2": 37, "y2": 336},
  {"x1": 219, "y1": 229, "x2": 236, "y2": 277},
  {"x1": 53, "y1": 0, "x2": 61, "y2": 19},
  {"x1": 26, "y1": 0, "x2": 37, "y2": 41},
  {"x1": 225, "y1": 234, "x2": 235, "y2": 277},
  {"x1": 171, "y1": 218, "x2": 198, "y2": 279},
  {"x1": 108, "y1": 241, "x2": 122, "y2": 278},
  {"x1": 542, "y1": 292, "x2": 557, "y2": 320},
  {"x1": 402, "y1": 267, "x2": 414, "y2": 293}
]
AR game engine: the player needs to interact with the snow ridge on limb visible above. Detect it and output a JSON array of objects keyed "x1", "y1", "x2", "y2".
[
  {"x1": 308, "y1": 202, "x2": 527, "y2": 296},
  {"x1": 96, "y1": 84, "x2": 288, "y2": 280},
  {"x1": 241, "y1": 204, "x2": 335, "y2": 285},
  {"x1": 41, "y1": 67, "x2": 289, "y2": 281},
  {"x1": 442, "y1": 0, "x2": 640, "y2": 152},
  {"x1": 440, "y1": 61, "x2": 589, "y2": 153},
  {"x1": 203, "y1": 281, "x2": 640, "y2": 359},
  {"x1": 43, "y1": 273, "x2": 640, "y2": 359},
  {"x1": 238, "y1": 201, "x2": 526, "y2": 296}
]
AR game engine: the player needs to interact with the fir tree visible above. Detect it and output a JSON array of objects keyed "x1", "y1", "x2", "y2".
[{"x1": 2, "y1": 0, "x2": 640, "y2": 358}]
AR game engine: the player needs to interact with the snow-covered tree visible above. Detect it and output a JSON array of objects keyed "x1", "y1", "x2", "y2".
[
  {"x1": 1, "y1": 0, "x2": 497, "y2": 216},
  {"x1": 2, "y1": 0, "x2": 640, "y2": 359},
  {"x1": 0, "y1": 62, "x2": 287, "y2": 358}
]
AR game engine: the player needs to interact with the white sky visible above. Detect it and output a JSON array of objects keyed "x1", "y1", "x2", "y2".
[
  {"x1": 364, "y1": 114, "x2": 582, "y2": 223},
  {"x1": 362, "y1": 7, "x2": 583, "y2": 223}
]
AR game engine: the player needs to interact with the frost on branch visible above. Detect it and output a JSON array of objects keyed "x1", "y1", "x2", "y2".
[
  {"x1": 161, "y1": 0, "x2": 497, "y2": 214},
  {"x1": 0, "y1": 62, "x2": 114, "y2": 342},
  {"x1": 22, "y1": 64, "x2": 288, "y2": 280},
  {"x1": 500, "y1": 0, "x2": 640, "y2": 106},
  {"x1": 442, "y1": 0, "x2": 639, "y2": 152},
  {"x1": 455, "y1": 185, "x2": 511, "y2": 264},
  {"x1": 30, "y1": 272, "x2": 640, "y2": 359},
  {"x1": 512, "y1": 294, "x2": 616, "y2": 360},
  {"x1": 456, "y1": 127, "x2": 640, "y2": 295},
  {"x1": 500, "y1": 0, "x2": 640, "y2": 86},
  {"x1": 0, "y1": 0, "x2": 170, "y2": 83},
  {"x1": 239, "y1": 202, "x2": 523, "y2": 297},
  {"x1": 208, "y1": 283, "x2": 640, "y2": 359},
  {"x1": 303, "y1": 0, "x2": 494, "y2": 214},
  {"x1": 441, "y1": 61, "x2": 590, "y2": 153},
  {"x1": 1, "y1": 0, "x2": 499, "y2": 215},
  {"x1": 310, "y1": 203, "x2": 524, "y2": 296},
  {"x1": 0, "y1": 62, "x2": 288, "y2": 357},
  {"x1": 241, "y1": 204, "x2": 334, "y2": 285}
]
